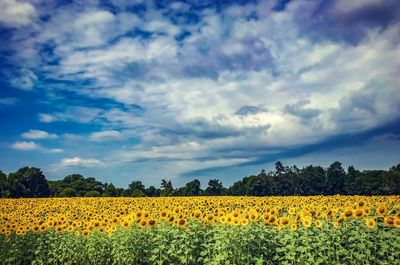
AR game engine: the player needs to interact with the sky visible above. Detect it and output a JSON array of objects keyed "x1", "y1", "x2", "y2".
[{"x1": 0, "y1": 0, "x2": 399, "y2": 188}]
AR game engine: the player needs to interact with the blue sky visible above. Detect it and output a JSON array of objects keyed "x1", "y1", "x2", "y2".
[{"x1": 0, "y1": 0, "x2": 399, "y2": 188}]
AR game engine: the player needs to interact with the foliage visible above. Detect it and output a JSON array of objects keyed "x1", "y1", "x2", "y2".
[
  {"x1": 1, "y1": 195, "x2": 400, "y2": 264},
  {"x1": 6, "y1": 167, "x2": 49, "y2": 198},
  {"x1": 0, "y1": 222, "x2": 399, "y2": 264},
  {"x1": 1, "y1": 162, "x2": 400, "y2": 198},
  {"x1": 0, "y1": 171, "x2": 7, "y2": 198}
]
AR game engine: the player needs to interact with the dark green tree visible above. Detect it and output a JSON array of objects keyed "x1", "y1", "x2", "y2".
[
  {"x1": 275, "y1": 161, "x2": 285, "y2": 175},
  {"x1": 299, "y1": 165, "x2": 325, "y2": 195},
  {"x1": 160, "y1": 179, "x2": 173, "y2": 196},
  {"x1": 184, "y1": 179, "x2": 202, "y2": 196},
  {"x1": 344, "y1": 166, "x2": 361, "y2": 194},
  {"x1": 145, "y1": 186, "x2": 160, "y2": 197},
  {"x1": 228, "y1": 179, "x2": 247, "y2": 196},
  {"x1": 325, "y1": 161, "x2": 345, "y2": 195},
  {"x1": 0, "y1": 170, "x2": 7, "y2": 197},
  {"x1": 84, "y1": 190, "x2": 101, "y2": 197},
  {"x1": 104, "y1": 183, "x2": 117, "y2": 197},
  {"x1": 127, "y1": 181, "x2": 146, "y2": 197},
  {"x1": 204, "y1": 179, "x2": 225, "y2": 196},
  {"x1": 59, "y1": 187, "x2": 77, "y2": 197},
  {"x1": 7, "y1": 167, "x2": 50, "y2": 198}
]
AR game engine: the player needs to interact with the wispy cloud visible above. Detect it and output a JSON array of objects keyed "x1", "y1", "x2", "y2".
[
  {"x1": 90, "y1": 130, "x2": 123, "y2": 141},
  {"x1": 0, "y1": 0, "x2": 36, "y2": 27},
  {"x1": 11, "y1": 141, "x2": 40, "y2": 151},
  {"x1": 1, "y1": 0, "x2": 399, "y2": 186},
  {"x1": 22, "y1": 129, "x2": 58, "y2": 139},
  {"x1": 60, "y1": 157, "x2": 102, "y2": 167},
  {"x1": 0, "y1": 97, "x2": 17, "y2": 105}
]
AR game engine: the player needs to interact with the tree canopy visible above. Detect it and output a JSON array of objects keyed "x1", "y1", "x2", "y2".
[{"x1": 0, "y1": 161, "x2": 399, "y2": 198}]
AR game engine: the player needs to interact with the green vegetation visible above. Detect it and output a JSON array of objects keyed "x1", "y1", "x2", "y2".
[
  {"x1": 1, "y1": 222, "x2": 399, "y2": 265},
  {"x1": 1, "y1": 161, "x2": 399, "y2": 198}
]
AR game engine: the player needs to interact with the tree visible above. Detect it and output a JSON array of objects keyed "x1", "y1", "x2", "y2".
[
  {"x1": 127, "y1": 181, "x2": 146, "y2": 197},
  {"x1": 204, "y1": 179, "x2": 225, "y2": 196},
  {"x1": 228, "y1": 179, "x2": 247, "y2": 196},
  {"x1": 299, "y1": 165, "x2": 325, "y2": 195},
  {"x1": 248, "y1": 175, "x2": 269, "y2": 196},
  {"x1": 344, "y1": 166, "x2": 361, "y2": 194},
  {"x1": 49, "y1": 174, "x2": 106, "y2": 197},
  {"x1": 115, "y1": 188, "x2": 126, "y2": 197},
  {"x1": 275, "y1": 161, "x2": 285, "y2": 175},
  {"x1": 0, "y1": 170, "x2": 7, "y2": 197},
  {"x1": 160, "y1": 179, "x2": 173, "y2": 196},
  {"x1": 184, "y1": 179, "x2": 202, "y2": 196},
  {"x1": 145, "y1": 186, "x2": 160, "y2": 197},
  {"x1": 325, "y1": 161, "x2": 345, "y2": 195},
  {"x1": 7, "y1": 167, "x2": 50, "y2": 198},
  {"x1": 59, "y1": 187, "x2": 77, "y2": 197},
  {"x1": 104, "y1": 183, "x2": 117, "y2": 197},
  {"x1": 84, "y1": 190, "x2": 101, "y2": 197}
]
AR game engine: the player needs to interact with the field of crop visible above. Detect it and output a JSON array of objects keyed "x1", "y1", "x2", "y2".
[{"x1": 1, "y1": 196, "x2": 400, "y2": 264}]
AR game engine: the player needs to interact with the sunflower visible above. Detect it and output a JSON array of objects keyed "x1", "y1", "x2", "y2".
[
  {"x1": 139, "y1": 219, "x2": 148, "y2": 228},
  {"x1": 394, "y1": 218, "x2": 400, "y2": 228},
  {"x1": 177, "y1": 218, "x2": 187, "y2": 227},
  {"x1": 263, "y1": 213, "x2": 270, "y2": 223},
  {"x1": 353, "y1": 209, "x2": 364, "y2": 218},
  {"x1": 241, "y1": 218, "x2": 249, "y2": 226},
  {"x1": 364, "y1": 218, "x2": 376, "y2": 229},
  {"x1": 358, "y1": 201, "x2": 366, "y2": 208},
  {"x1": 92, "y1": 220, "x2": 101, "y2": 229},
  {"x1": 377, "y1": 205, "x2": 387, "y2": 216},
  {"x1": 315, "y1": 220, "x2": 322, "y2": 228},
  {"x1": 290, "y1": 223, "x2": 298, "y2": 231},
  {"x1": 343, "y1": 208, "x2": 353, "y2": 219},
  {"x1": 232, "y1": 217, "x2": 240, "y2": 226},
  {"x1": 219, "y1": 216, "x2": 227, "y2": 224},
  {"x1": 384, "y1": 216, "x2": 395, "y2": 227},
  {"x1": 191, "y1": 210, "x2": 202, "y2": 219},
  {"x1": 32, "y1": 224, "x2": 40, "y2": 233},
  {"x1": 122, "y1": 220, "x2": 130, "y2": 228},
  {"x1": 148, "y1": 219, "x2": 156, "y2": 227},
  {"x1": 288, "y1": 207, "x2": 296, "y2": 215},
  {"x1": 269, "y1": 216, "x2": 276, "y2": 225},
  {"x1": 280, "y1": 216, "x2": 290, "y2": 226},
  {"x1": 302, "y1": 217, "x2": 312, "y2": 228},
  {"x1": 135, "y1": 211, "x2": 143, "y2": 219}
]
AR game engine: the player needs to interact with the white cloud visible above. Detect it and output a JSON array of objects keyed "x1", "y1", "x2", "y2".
[
  {"x1": 39, "y1": 113, "x2": 56, "y2": 123},
  {"x1": 39, "y1": 107, "x2": 103, "y2": 124},
  {"x1": 72, "y1": 10, "x2": 115, "y2": 48},
  {"x1": 11, "y1": 141, "x2": 40, "y2": 151},
  {"x1": 90, "y1": 130, "x2": 123, "y2": 141},
  {"x1": 9, "y1": 68, "x2": 37, "y2": 90},
  {"x1": 0, "y1": 0, "x2": 36, "y2": 26},
  {"x1": 61, "y1": 157, "x2": 102, "y2": 167},
  {"x1": 334, "y1": 0, "x2": 385, "y2": 13},
  {"x1": 3, "y1": 0, "x2": 400, "y2": 180},
  {"x1": 47, "y1": 148, "x2": 64, "y2": 154},
  {"x1": 22, "y1": 129, "x2": 58, "y2": 139},
  {"x1": 0, "y1": 97, "x2": 17, "y2": 105}
]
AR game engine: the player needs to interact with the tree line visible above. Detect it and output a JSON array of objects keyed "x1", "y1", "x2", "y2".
[{"x1": 0, "y1": 161, "x2": 399, "y2": 198}]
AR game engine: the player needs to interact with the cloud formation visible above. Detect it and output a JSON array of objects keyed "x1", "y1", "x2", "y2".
[
  {"x1": 60, "y1": 157, "x2": 102, "y2": 167},
  {"x1": 0, "y1": 97, "x2": 17, "y2": 105},
  {"x1": 22, "y1": 130, "x2": 58, "y2": 139},
  {"x1": 11, "y1": 141, "x2": 40, "y2": 151},
  {"x1": 0, "y1": 0, "x2": 36, "y2": 27},
  {"x1": 0, "y1": 0, "x2": 399, "y2": 186}
]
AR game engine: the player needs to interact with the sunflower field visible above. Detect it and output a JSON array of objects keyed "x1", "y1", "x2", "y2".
[{"x1": 1, "y1": 196, "x2": 400, "y2": 265}]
